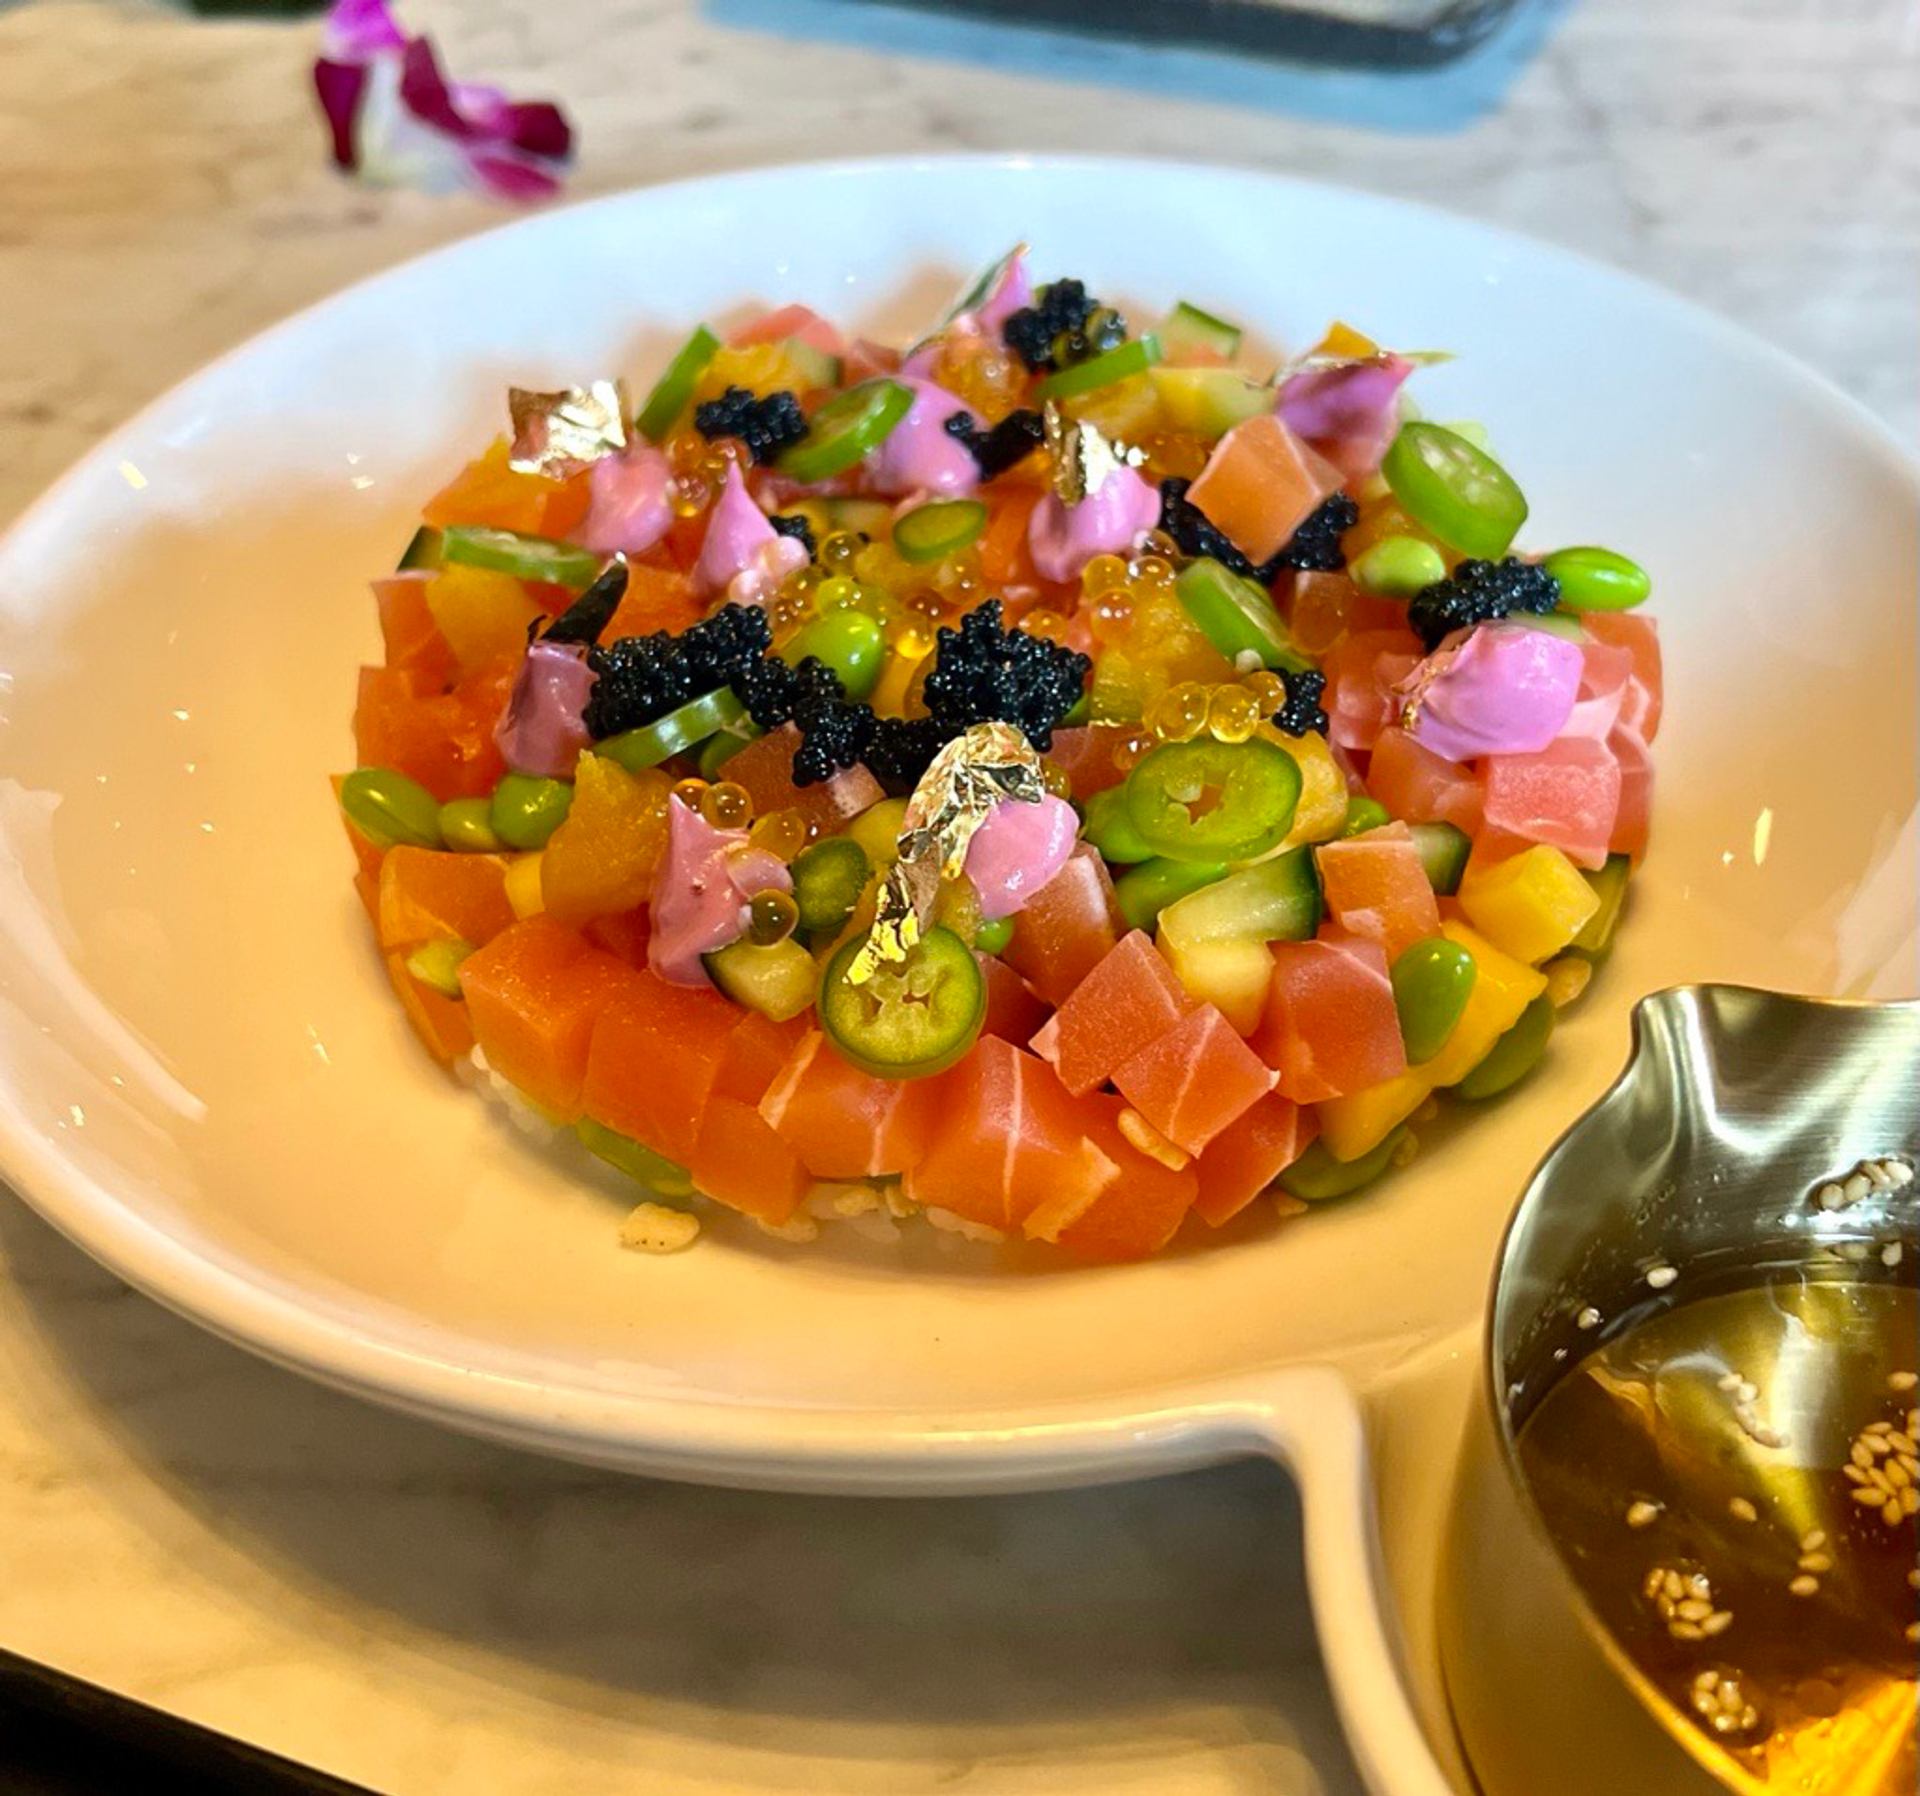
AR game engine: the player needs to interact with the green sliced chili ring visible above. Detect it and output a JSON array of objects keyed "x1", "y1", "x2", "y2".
[
  {"x1": 893, "y1": 498, "x2": 989, "y2": 565},
  {"x1": 1381, "y1": 422, "x2": 1529, "y2": 560},
  {"x1": 791, "y1": 837, "x2": 871, "y2": 937},
  {"x1": 1173, "y1": 557, "x2": 1297, "y2": 669},
  {"x1": 1036, "y1": 333, "x2": 1164, "y2": 401},
  {"x1": 818, "y1": 925, "x2": 984, "y2": 1081},
  {"x1": 776, "y1": 380, "x2": 914, "y2": 484},
  {"x1": 440, "y1": 524, "x2": 601, "y2": 590},
  {"x1": 635, "y1": 324, "x2": 721, "y2": 443},
  {"x1": 597, "y1": 687, "x2": 747, "y2": 773},
  {"x1": 1123, "y1": 738, "x2": 1302, "y2": 865}
]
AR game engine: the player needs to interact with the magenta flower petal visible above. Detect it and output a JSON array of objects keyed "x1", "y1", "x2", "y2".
[
  {"x1": 313, "y1": 2, "x2": 572, "y2": 203},
  {"x1": 313, "y1": 58, "x2": 367, "y2": 169},
  {"x1": 322, "y1": 0, "x2": 405, "y2": 59}
]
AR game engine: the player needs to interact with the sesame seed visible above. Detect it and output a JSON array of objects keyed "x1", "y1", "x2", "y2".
[
  {"x1": 1717, "y1": 1372, "x2": 1744, "y2": 1392},
  {"x1": 1843, "y1": 1172, "x2": 1871, "y2": 1202},
  {"x1": 1852, "y1": 1442, "x2": 1877, "y2": 1469},
  {"x1": 1850, "y1": 1485, "x2": 1888, "y2": 1505},
  {"x1": 1671, "y1": 1621, "x2": 1706, "y2": 1641},
  {"x1": 1816, "y1": 1184, "x2": 1845, "y2": 1211},
  {"x1": 1888, "y1": 1160, "x2": 1915, "y2": 1186},
  {"x1": 1728, "y1": 1497, "x2": 1758, "y2": 1522},
  {"x1": 1839, "y1": 1242, "x2": 1872, "y2": 1263},
  {"x1": 1883, "y1": 1497, "x2": 1903, "y2": 1526},
  {"x1": 1884, "y1": 1244, "x2": 1905, "y2": 1267},
  {"x1": 1908, "y1": 1622, "x2": 1920, "y2": 1645},
  {"x1": 1883, "y1": 1457, "x2": 1912, "y2": 1488},
  {"x1": 1646, "y1": 1264, "x2": 1678, "y2": 1290},
  {"x1": 1700, "y1": 1610, "x2": 1733, "y2": 1637},
  {"x1": 1577, "y1": 1306, "x2": 1602, "y2": 1331},
  {"x1": 1843, "y1": 1464, "x2": 1870, "y2": 1484},
  {"x1": 1799, "y1": 1528, "x2": 1826, "y2": 1551},
  {"x1": 1788, "y1": 1575, "x2": 1819, "y2": 1597},
  {"x1": 1693, "y1": 1670, "x2": 1720, "y2": 1693},
  {"x1": 1665, "y1": 1570, "x2": 1687, "y2": 1601},
  {"x1": 1886, "y1": 1432, "x2": 1916, "y2": 1455},
  {"x1": 1798, "y1": 1552, "x2": 1833, "y2": 1574},
  {"x1": 1676, "y1": 1597, "x2": 1713, "y2": 1622},
  {"x1": 1625, "y1": 1500, "x2": 1662, "y2": 1529}
]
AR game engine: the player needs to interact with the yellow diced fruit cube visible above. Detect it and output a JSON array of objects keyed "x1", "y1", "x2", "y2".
[
  {"x1": 540, "y1": 756, "x2": 672, "y2": 926},
  {"x1": 425, "y1": 565, "x2": 541, "y2": 675},
  {"x1": 1317, "y1": 1068, "x2": 1434, "y2": 1163},
  {"x1": 1273, "y1": 730, "x2": 1350, "y2": 847},
  {"x1": 503, "y1": 853, "x2": 547, "y2": 920},
  {"x1": 1158, "y1": 933, "x2": 1272, "y2": 1036},
  {"x1": 1458, "y1": 845, "x2": 1601, "y2": 966},
  {"x1": 1425, "y1": 920, "x2": 1548, "y2": 1087}
]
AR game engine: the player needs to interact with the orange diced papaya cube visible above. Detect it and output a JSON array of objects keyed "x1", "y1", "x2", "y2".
[{"x1": 376, "y1": 846, "x2": 514, "y2": 952}]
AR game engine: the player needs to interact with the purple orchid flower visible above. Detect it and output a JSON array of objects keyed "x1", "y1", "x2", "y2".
[{"x1": 314, "y1": 0, "x2": 572, "y2": 202}]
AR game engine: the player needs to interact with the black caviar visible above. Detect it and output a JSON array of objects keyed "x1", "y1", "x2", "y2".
[
  {"x1": 692, "y1": 387, "x2": 808, "y2": 464},
  {"x1": 1001, "y1": 280, "x2": 1126, "y2": 373},
  {"x1": 767, "y1": 512, "x2": 817, "y2": 558},
  {"x1": 1407, "y1": 557, "x2": 1561, "y2": 651},
  {"x1": 582, "y1": 603, "x2": 772, "y2": 738},
  {"x1": 1265, "y1": 668, "x2": 1329, "y2": 740},
  {"x1": 944, "y1": 408, "x2": 1047, "y2": 480},
  {"x1": 1160, "y1": 480, "x2": 1358, "y2": 582},
  {"x1": 919, "y1": 598, "x2": 1090, "y2": 750}
]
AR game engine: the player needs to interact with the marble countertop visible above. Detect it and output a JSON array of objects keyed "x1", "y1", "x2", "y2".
[{"x1": 0, "y1": 2, "x2": 1913, "y2": 1791}]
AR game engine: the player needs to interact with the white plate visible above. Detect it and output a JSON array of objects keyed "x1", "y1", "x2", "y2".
[{"x1": 0, "y1": 157, "x2": 1913, "y2": 1796}]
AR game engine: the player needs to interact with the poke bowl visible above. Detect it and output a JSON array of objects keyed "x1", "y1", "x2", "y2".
[{"x1": 0, "y1": 157, "x2": 1912, "y2": 1796}]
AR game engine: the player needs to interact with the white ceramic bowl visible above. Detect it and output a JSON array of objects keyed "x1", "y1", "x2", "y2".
[{"x1": 0, "y1": 157, "x2": 1913, "y2": 1796}]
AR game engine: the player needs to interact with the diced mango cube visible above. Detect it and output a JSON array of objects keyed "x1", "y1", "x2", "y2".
[
  {"x1": 1316, "y1": 1067, "x2": 1433, "y2": 1163},
  {"x1": 1458, "y1": 844, "x2": 1601, "y2": 964},
  {"x1": 425, "y1": 564, "x2": 541, "y2": 675},
  {"x1": 1425, "y1": 920, "x2": 1548, "y2": 1087},
  {"x1": 540, "y1": 756, "x2": 672, "y2": 926},
  {"x1": 1159, "y1": 933, "x2": 1273, "y2": 1037},
  {"x1": 1274, "y1": 729, "x2": 1351, "y2": 847}
]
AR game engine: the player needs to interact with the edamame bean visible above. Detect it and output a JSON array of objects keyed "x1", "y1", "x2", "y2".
[
  {"x1": 339, "y1": 766, "x2": 442, "y2": 849},
  {"x1": 1455, "y1": 992, "x2": 1556, "y2": 1099},
  {"x1": 490, "y1": 773, "x2": 574, "y2": 850},
  {"x1": 1341, "y1": 796, "x2": 1392, "y2": 837},
  {"x1": 784, "y1": 610, "x2": 886, "y2": 702},
  {"x1": 1541, "y1": 546, "x2": 1650, "y2": 611},
  {"x1": 404, "y1": 937, "x2": 474, "y2": 999},
  {"x1": 438, "y1": 796, "x2": 501, "y2": 852},
  {"x1": 1350, "y1": 535, "x2": 1447, "y2": 599},
  {"x1": 1279, "y1": 1128, "x2": 1408, "y2": 1202},
  {"x1": 974, "y1": 915, "x2": 1014, "y2": 955},
  {"x1": 1390, "y1": 938, "x2": 1477, "y2": 1064}
]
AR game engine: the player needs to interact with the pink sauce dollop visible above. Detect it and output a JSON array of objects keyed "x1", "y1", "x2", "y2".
[
  {"x1": 494, "y1": 639, "x2": 595, "y2": 778},
  {"x1": 1026, "y1": 463, "x2": 1161, "y2": 586},
  {"x1": 574, "y1": 444, "x2": 673, "y2": 556},
  {"x1": 866, "y1": 378, "x2": 982, "y2": 498},
  {"x1": 1277, "y1": 355, "x2": 1414, "y2": 482},
  {"x1": 1395, "y1": 622, "x2": 1583, "y2": 764},
  {"x1": 963, "y1": 794, "x2": 1080, "y2": 921},
  {"x1": 693, "y1": 462, "x2": 785, "y2": 600},
  {"x1": 648, "y1": 797, "x2": 793, "y2": 987}
]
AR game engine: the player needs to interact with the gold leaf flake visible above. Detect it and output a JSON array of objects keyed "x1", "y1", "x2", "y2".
[
  {"x1": 1043, "y1": 402, "x2": 1143, "y2": 506},
  {"x1": 848, "y1": 722, "x2": 1043, "y2": 983},
  {"x1": 508, "y1": 380, "x2": 629, "y2": 477}
]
